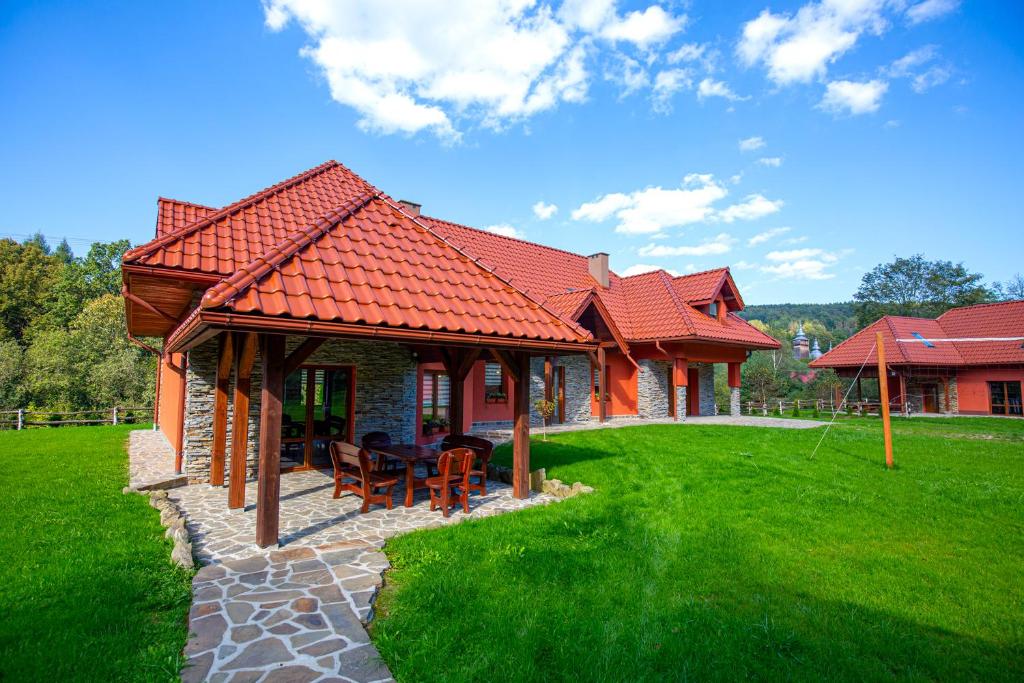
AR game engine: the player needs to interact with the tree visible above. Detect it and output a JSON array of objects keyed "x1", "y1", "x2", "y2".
[
  {"x1": 853, "y1": 255, "x2": 994, "y2": 327},
  {"x1": 0, "y1": 239, "x2": 57, "y2": 340},
  {"x1": 993, "y1": 273, "x2": 1024, "y2": 301},
  {"x1": 742, "y1": 352, "x2": 782, "y2": 404},
  {"x1": 0, "y1": 339, "x2": 25, "y2": 408}
]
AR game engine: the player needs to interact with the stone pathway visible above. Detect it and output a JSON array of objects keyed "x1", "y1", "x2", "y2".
[
  {"x1": 169, "y1": 469, "x2": 555, "y2": 565},
  {"x1": 472, "y1": 414, "x2": 824, "y2": 442},
  {"x1": 127, "y1": 435, "x2": 561, "y2": 683},
  {"x1": 128, "y1": 429, "x2": 187, "y2": 490},
  {"x1": 182, "y1": 542, "x2": 392, "y2": 683}
]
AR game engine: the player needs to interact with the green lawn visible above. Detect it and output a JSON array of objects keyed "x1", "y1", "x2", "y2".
[
  {"x1": 371, "y1": 418, "x2": 1024, "y2": 681},
  {"x1": 0, "y1": 425, "x2": 193, "y2": 681}
]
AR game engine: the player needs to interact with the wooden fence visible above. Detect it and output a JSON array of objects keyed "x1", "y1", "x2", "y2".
[
  {"x1": 744, "y1": 398, "x2": 906, "y2": 417},
  {"x1": 0, "y1": 406, "x2": 152, "y2": 430}
]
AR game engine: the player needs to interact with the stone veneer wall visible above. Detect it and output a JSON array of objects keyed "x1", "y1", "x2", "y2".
[
  {"x1": 697, "y1": 363, "x2": 716, "y2": 416},
  {"x1": 729, "y1": 387, "x2": 741, "y2": 415},
  {"x1": 674, "y1": 385, "x2": 687, "y2": 420},
  {"x1": 527, "y1": 354, "x2": 592, "y2": 426},
  {"x1": 637, "y1": 359, "x2": 670, "y2": 419},
  {"x1": 183, "y1": 336, "x2": 417, "y2": 484},
  {"x1": 904, "y1": 375, "x2": 959, "y2": 414}
]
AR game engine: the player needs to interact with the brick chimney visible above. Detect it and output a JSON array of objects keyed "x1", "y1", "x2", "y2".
[
  {"x1": 588, "y1": 252, "x2": 609, "y2": 288},
  {"x1": 398, "y1": 199, "x2": 421, "y2": 217}
]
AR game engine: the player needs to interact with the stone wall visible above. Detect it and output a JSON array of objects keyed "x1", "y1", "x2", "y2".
[
  {"x1": 729, "y1": 387, "x2": 741, "y2": 415},
  {"x1": 182, "y1": 336, "x2": 417, "y2": 484},
  {"x1": 674, "y1": 385, "x2": 687, "y2": 420},
  {"x1": 638, "y1": 359, "x2": 670, "y2": 419},
  {"x1": 697, "y1": 363, "x2": 716, "y2": 416},
  {"x1": 904, "y1": 375, "x2": 960, "y2": 414},
  {"x1": 524, "y1": 354, "x2": 592, "y2": 426}
]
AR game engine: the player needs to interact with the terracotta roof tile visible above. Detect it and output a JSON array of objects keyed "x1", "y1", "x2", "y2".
[
  {"x1": 155, "y1": 198, "x2": 217, "y2": 237},
  {"x1": 811, "y1": 301, "x2": 1024, "y2": 368}
]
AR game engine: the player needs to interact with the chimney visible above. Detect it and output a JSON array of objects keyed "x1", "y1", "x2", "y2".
[
  {"x1": 588, "y1": 252, "x2": 609, "y2": 288},
  {"x1": 398, "y1": 199, "x2": 421, "y2": 217}
]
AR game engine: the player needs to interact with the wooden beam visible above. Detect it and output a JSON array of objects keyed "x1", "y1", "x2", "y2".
[
  {"x1": 256, "y1": 334, "x2": 285, "y2": 548},
  {"x1": 210, "y1": 333, "x2": 234, "y2": 487},
  {"x1": 512, "y1": 351, "x2": 531, "y2": 499},
  {"x1": 876, "y1": 331, "x2": 894, "y2": 469},
  {"x1": 490, "y1": 348, "x2": 519, "y2": 383},
  {"x1": 228, "y1": 332, "x2": 257, "y2": 509},
  {"x1": 597, "y1": 345, "x2": 607, "y2": 423},
  {"x1": 283, "y1": 337, "x2": 325, "y2": 377}
]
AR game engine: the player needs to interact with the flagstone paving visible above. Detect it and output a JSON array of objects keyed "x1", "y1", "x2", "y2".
[
  {"x1": 128, "y1": 429, "x2": 187, "y2": 490},
  {"x1": 137, "y1": 441, "x2": 559, "y2": 682}
]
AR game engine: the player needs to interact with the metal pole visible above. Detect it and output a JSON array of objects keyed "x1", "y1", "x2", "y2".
[{"x1": 876, "y1": 332, "x2": 894, "y2": 469}]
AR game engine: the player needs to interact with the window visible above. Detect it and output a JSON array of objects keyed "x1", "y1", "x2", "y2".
[
  {"x1": 484, "y1": 362, "x2": 507, "y2": 402},
  {"x1": 423, "y1": 371, "x2": 450, "y2": 421},
  {"x1": 989, "y1": 381, "x2": 1022, "y2": 416},
  {"x1": 592, "y1": 365, "x2": 610, "y2": 399},
  {"x1": 708, "y1": 301, "x2": 718, "y2": 318}
]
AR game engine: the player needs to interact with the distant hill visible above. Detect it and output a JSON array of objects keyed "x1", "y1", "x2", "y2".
[{"x1": 738, "y1": 302, "x2": 859, "y2": 342}]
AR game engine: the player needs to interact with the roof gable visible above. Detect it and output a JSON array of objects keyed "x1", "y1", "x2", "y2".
[{"x1": 155, "y1": 198, "x2": 217, "y2": 237}]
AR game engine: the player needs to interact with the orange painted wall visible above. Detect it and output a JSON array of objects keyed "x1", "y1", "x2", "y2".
[
  {"x1": 469, "y1": 360, "x2": 514, "y2": 423},
  {"x1": 591, "y1": 351, "x2": 638, "y2": 416},
  {"x1": 956, "y1": 368, "x2": 1024, "y2": 414},
  {"x1": 158, "y1": 352, "x2": 185, "y2": 450}
]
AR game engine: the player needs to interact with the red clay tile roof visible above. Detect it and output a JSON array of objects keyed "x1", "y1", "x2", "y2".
[
  {"x1": 197, "y1": 194, "x2": 590, "y2": 343},
  {"x1": 810, "y1": 301, "x2": 1024, "y2": 368},
  {"x1": 424, "y1": 217, "x2": 775, "y2": 348},
  {"x1": 155, "y1": 198, "x2": 217, "y2": 237},
  {"x1": 132, "y1": 160, "x2": 776, "y2": 349}
]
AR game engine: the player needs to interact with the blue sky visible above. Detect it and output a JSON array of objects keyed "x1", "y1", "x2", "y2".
[{"x1": 1, "y1": 0, "x2": 1021, "y2": 304}]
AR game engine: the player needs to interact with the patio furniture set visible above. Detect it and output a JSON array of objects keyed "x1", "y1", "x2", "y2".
[{"x1": 330, "y1": 433, "x2": 494, "y2": 518}]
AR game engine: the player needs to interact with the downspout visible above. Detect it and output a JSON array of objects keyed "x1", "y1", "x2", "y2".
[{"x1": 173, "y1": 354, "x2": 187, "y2": 475}]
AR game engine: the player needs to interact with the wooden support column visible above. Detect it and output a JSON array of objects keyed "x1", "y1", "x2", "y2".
[
  {"x1": 173, "y1": 355, "x2": 187, "y2": 475},
  {"x1": 512, "y1": 351, "x2": 531, "y2": 499},
  {"x1": 210, "y1": 333, "x2": 234, "y2": 486},
  {"x1": 543, "y1": 356, "x2": 553, "y2": 426},
  {"x1": 441, "y1": 347, "x2": 480, "y2": 436},
  {"x1": 256, "y1": 334, "x2": 285, "y2": 548},
  {"x1": 597, "y1": 345, "x2": 607, "y2": 423},
  {"x1": 727, "y1": 362, "x2": 742, "y2": 389},
  {"x1": 228, "y1": 332, "x2": 257, "y2": 509}
]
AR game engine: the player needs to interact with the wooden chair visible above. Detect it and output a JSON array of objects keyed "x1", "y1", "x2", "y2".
[
  {"x1": 425, "y1": 448, "x2": 474, "y2": 517},
  {"x1": 361, "y1": 431, "x2": 398, "y2": 473},
  {"x1": 329, "y1": 441, "x2": 399, "y2": 513},
  {"x1": 441, "y1": 434, "x2": 494, "y2": 496}
]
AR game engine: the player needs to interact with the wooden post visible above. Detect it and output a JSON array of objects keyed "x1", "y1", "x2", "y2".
[
  {"x1": 256, "y1": 334, "x2": 285, "y2": 548},
  {"x1": 173, "y1": 355, "x2": 187, "y2": 475},
  {"x1": 229, "y1": 333, "x2": 257, "y2": 510},
  {"x1": 876, "y1": 332, "x2": 894, "y2": 469},
  {"x1": 899, "y1": 373, "x2": 908, "y2": 416},
  {"x1": 543, "y1": 356, "x2": 553, "y2": 426},
  {"x1": 512, "y1": 351, "x2": 531, "y2": 499},
  {"x1": 152, "y1": 357, "x2": 162, "y2": 430},
  {"x1": 17, "y1": 409, "x2": 23, "y2": 430},
  {"x1": 596, "y1": 346, "x2": 607, "y2": 423},
  {"x1": 210, "y1": 333, "x2": 234, "y2": 486},
  {"x1": 112, "y1": 406, "x2": 118, "y2": 426}
]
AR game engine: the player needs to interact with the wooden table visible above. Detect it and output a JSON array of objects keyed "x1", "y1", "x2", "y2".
[{"x1": 369, "y1": 444, "x2": 439, "y2": 507}]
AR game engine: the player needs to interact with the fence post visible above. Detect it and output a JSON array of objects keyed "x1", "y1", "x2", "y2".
[
  {"x1": 17, "y1": 409, "x2": 24, "y2": 430},
  {"x1": 112, "y1": 406, "x2": 119, "y2": 426}
]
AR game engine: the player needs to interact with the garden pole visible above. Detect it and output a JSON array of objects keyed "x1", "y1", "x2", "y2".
[
  {"x1": 113, "y1": 406, "x2": 118, "y2": 426},
  {"x1": 876, "y1": 332, "x2": 894, "y2": 469},
  {"x1": 17, "y1": 409, "x2": 23, "y2": 430}
]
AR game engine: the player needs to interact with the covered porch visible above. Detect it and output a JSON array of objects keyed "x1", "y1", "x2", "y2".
[{"x1": 165, "y1": 315, "x2": 596, "y2": 549}]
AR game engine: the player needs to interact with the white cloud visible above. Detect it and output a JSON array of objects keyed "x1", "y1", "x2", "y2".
[
  {"x1": 886, "y1": 45, "x2": 951, "y2": 93},
  {"x1": 697, "y1": 78, "x2": 746, "y2": 101},
  {"x1": 732, "y1": 260, "x2": 757, "y2": 270},
  {"x1": 667, "y1": 42, "x2": 706, "y2": 64},
  {"x1": 748, "y1": 226, "x2": 791, "y2": 246},
  {"x1": 739, "y1": 136, "x2": 765, "y2": 151},
  {"x1": 532, "y1": 201, "x2": 558, "y2": 220},
  {"x1": 651, "y1": 68, "x2": 694, "y2": 113},
  {"x1": 600, "y1": 6, "x2": 686, "y2": 48},
  {"x1": 485, "y1": 223, "x2": 525, "y2": 239},
  {"x1": 761, "y1": 247, "x2": 842, "y2": 279},
  {"x1": 264, "y1": 0, "x2": 687, "y2": 140},
  {"x1": 638, "y1": 233, "x2": 737, "y2": 257},
  {"x1": 905, "y1": 0, "x2": 960, "y2": 25},
  {"x1": 574, "y1": 173, "x2": 783, "y2": 234},
  {"x1": 620, "y1": 263, "x2": 681, "y2": 277},
  {"x1": 737, "y1": 1, "x2": 890, "y2": 86},
  {"x1": 819, "y1": 79, "x2": 888, "y2": 115},
  {"x1": 729, "y1": 173, "x2": 744, "y2": 185},
  {"x1": 758, "y1": 156, "x2": 783, "y2": 167},
  {"x1": 717, "y1": 194, "x2": 783, "y2": 223}
]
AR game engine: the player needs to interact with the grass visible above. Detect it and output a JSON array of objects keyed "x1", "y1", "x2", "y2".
[
  {"x1": 371, "y1": 418, "x2": 1024, "y2": 681},
  {"x1": 0, "y1": 425, "x2": 193, "y2": 681}
]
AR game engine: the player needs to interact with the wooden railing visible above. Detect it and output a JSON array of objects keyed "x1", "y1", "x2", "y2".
[
  {"x1": 0, "y1": 406, "x2": 152, "y2": 430},
  {"x1": 744, "y1": 398, "x2": 905, "y2": 417}
]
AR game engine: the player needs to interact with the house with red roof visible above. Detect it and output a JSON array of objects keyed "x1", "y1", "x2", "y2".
[
  {"x1": 809, "y1": 301, "x2": 1024, "y2": 416},
  {"x1": 122, "y1": 160, "x2": 778, "y2": 546}
]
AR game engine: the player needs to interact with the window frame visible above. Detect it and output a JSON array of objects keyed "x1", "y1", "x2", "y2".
[{"x1": 483, "y1": 361, "x2": 508, "y2": 403}]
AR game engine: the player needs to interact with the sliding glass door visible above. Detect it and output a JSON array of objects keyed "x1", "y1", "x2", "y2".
[{"x1": 280, "y1": 366, "x2": 355, "y2": 471}]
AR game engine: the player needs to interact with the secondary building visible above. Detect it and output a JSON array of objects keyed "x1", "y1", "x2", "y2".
[
  {"x1": 810, "y1": 301, "x2": 1024, "y2": 416},
  {"x1": 122, "y1": 161, "x2": 777, "y2": 543}
]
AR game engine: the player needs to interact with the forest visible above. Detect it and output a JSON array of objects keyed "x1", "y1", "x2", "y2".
[{"x1": 0, "y1": 235, "x2": 154, "y2": 411}]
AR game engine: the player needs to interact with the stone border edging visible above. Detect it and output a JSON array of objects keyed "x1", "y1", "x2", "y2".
[{"x1": 123, "y1": 486, "x2": 196, "y2": 570}]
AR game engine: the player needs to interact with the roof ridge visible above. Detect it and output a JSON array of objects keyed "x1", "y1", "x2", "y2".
[
  {"x1": 126, "y1": 160, "x2": 344, "y2": 264},
  {"x1": 672, "y1": 265, "x2": 729, "y2": 280},
  {"x1": 395, "y1": 204, "x2": 594, "y2": 342},
  {"x1": 656, "y1": 269, "x2": 695, "y2": 335},
  {"x1": 422, "y1": 214, "x2": 599, "y2": 267},
  {"x1": 937, "y1": 299, "x2": 1024, "y2": 319},
  {"x1": 201, "y1": 191, "x2": 377, "y2": 310}
]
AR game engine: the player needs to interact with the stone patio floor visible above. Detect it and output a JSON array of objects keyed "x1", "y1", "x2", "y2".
[
  {"x1": 130, "y1": 433, "x2": 556, "y2": 682},
  {"x1": 128, "y1": 429, "x2": 187, "y2": 490}
]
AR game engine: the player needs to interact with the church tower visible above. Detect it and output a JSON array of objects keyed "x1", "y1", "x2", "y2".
[{"x1": 792, "y1": 322, "x2": 810, "y2": 360}]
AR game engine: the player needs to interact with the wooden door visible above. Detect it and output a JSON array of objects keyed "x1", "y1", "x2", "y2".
[
  {"x1": 922, "y1": 384, "x2": 939, "y2": 413},
  {"x1": 687, "y1": 368, "x2": 700, "y2": 416}
]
